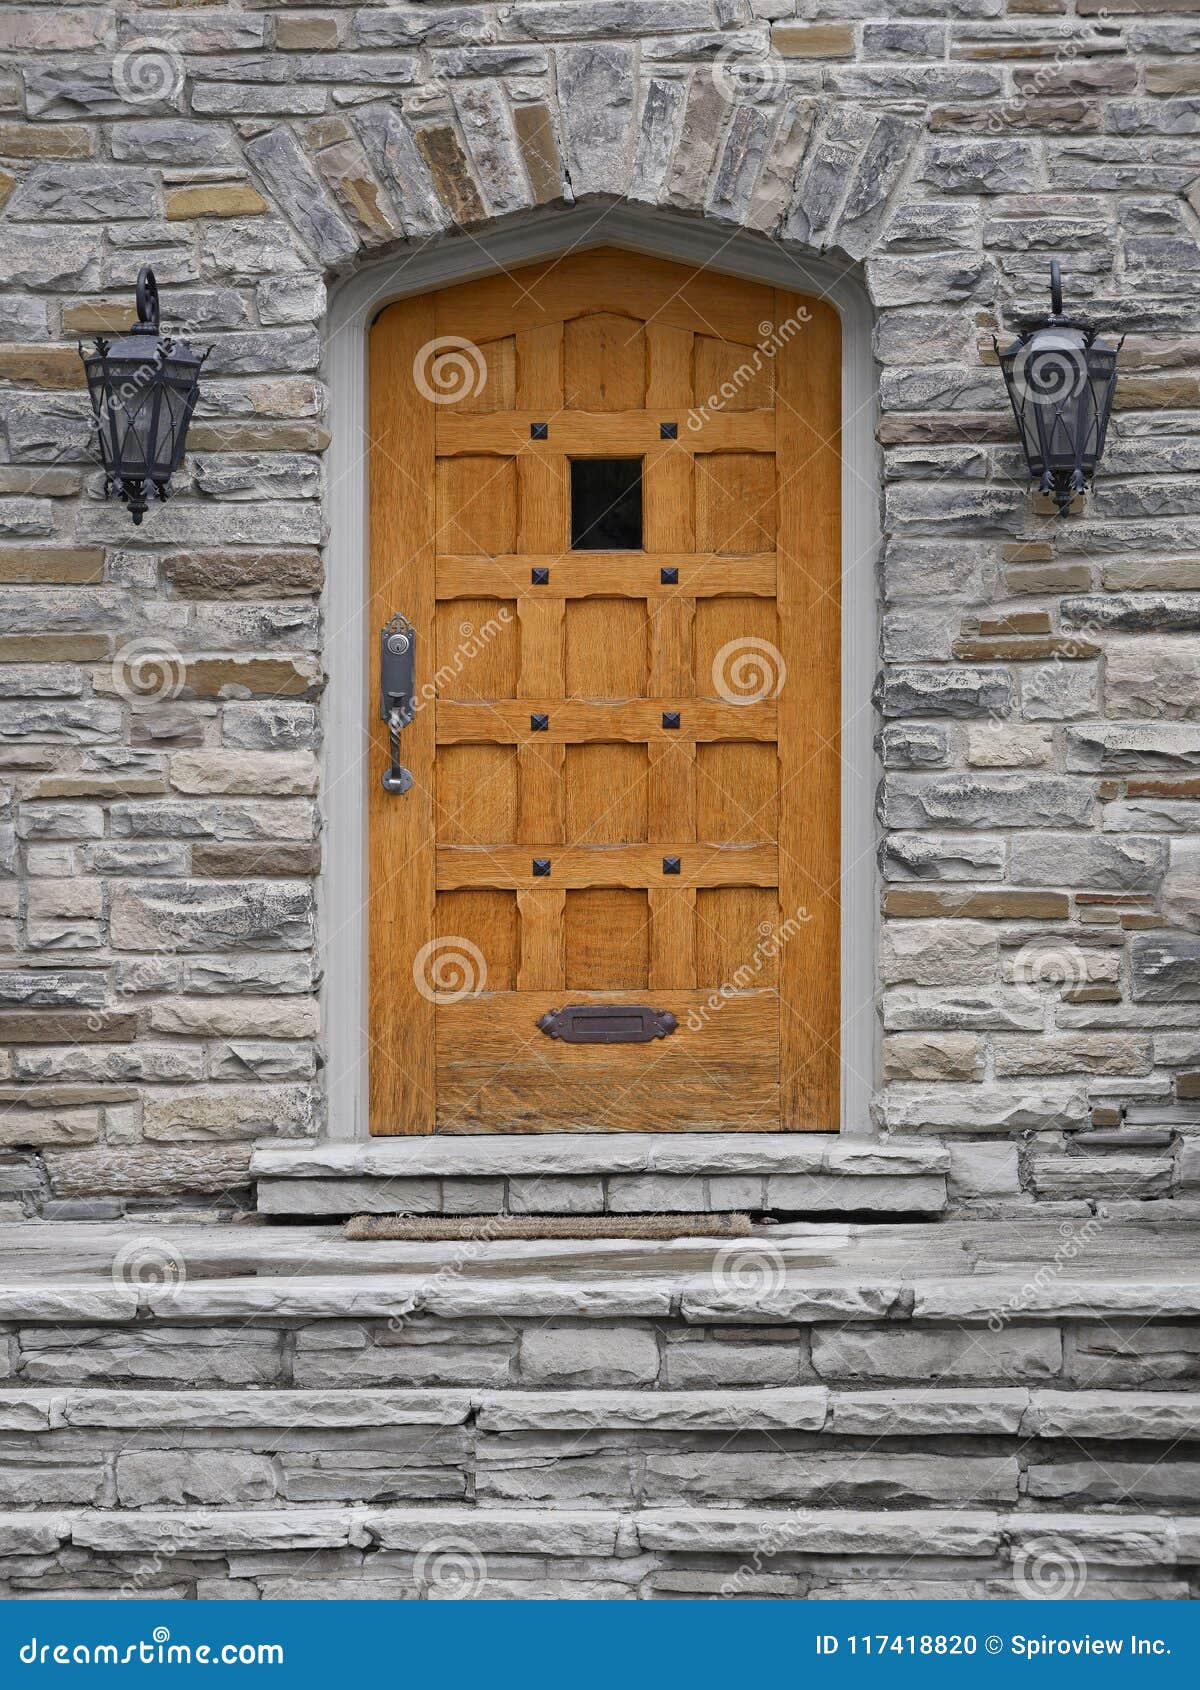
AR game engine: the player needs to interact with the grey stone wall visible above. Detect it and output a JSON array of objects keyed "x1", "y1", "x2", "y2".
[{"x1": 2, "y1": 0, "x2": 1200, "y2": 1211}]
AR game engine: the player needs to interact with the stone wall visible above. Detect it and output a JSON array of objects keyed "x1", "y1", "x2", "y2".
[{"x1": 2, "y1": 0, "x2": 1200, "y2": 1213}]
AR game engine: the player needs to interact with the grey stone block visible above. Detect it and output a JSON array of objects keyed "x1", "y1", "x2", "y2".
[{"x1": 519, "y1": 1326, "x2": 660, "y2": 1388}]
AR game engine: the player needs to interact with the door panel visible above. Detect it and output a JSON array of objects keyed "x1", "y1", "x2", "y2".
[{"x1": 369, "y1": 250, "x2": 841, "y2": 1134}]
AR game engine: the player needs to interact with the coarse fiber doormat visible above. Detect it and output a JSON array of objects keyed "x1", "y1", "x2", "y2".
[{"x1": 344, "y1": 1213, "x2": 755, "y2": 1242}]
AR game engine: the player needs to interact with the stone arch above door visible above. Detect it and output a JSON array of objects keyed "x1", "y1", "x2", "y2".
[{"x1": 239, "y1": 74, "x2": 923, "y2": 279}]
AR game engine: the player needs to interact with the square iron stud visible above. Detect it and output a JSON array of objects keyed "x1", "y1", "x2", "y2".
[
  {"x1": 662, "y1": 856, "x2": 681, "y2": 875},
  {"x1": 530, "y1": 713, "x2": 549, "y2": 732},
  {"x1": 662, "y1": 710, "x2": 681, "y2": 731},
  {"x1": 660, "y1": 566, "x2": 679, "y2": 585},
  {"x1": 660, "y1": 421, "x2": 678, "y2": 439},
  {"x1": 531, "y1": 567, "x2": 550, "y2": 585},
  {"x1": 532, "y1": 858, "x2": 551, "y2": 877},
  {"x1": 530, "y1": 422, "x2": 549, "y2": 440}
]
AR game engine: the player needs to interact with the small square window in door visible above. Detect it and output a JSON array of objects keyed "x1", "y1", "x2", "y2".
[{"x1": 570, "y1": 458, "x2": 643, "y2": 550}]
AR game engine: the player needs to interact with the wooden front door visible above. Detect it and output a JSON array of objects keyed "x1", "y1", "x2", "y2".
[{"x1": 368, "y1": 250, "x2": 840, "y2": 1135}]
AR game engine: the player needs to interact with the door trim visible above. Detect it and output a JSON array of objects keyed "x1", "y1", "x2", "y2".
[{"x1": 323, "y1": 205, "x2": 879, "y2": 1140}]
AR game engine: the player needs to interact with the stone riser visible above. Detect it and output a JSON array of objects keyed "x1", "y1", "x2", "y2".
[
  {"x1": 2, "y1": 1383, "x2": 1200, "y2": 1514},
  {"x1": 0, "y1": 1508, "x2": 1196, "y2": 1602},
  {"x1": 6, "y1": 1313, "x2": 1199, "y2": 1392},
  {"x1": 250, "y1": 1137, "x2": 950, "y2": 1218},
  {"x1": 1, "y1": 1217, "x2": 1196, "y2": 1596}
]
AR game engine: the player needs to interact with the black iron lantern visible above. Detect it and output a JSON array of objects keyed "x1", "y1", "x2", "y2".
[
  {"x1": 78, "y1": 267, "x2": 209, "y2": 525},
  {"x1": 995, "y1": 260, "x2": 1122, "y2": 516}
]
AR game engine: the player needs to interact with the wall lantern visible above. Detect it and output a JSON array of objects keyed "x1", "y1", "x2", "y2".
[
  {"x1": 78, "y1": 267, "x2": 209, "y2": 525},
  {"x1": 995, "y1": 260, "x2": 1122, "y2": 517}
]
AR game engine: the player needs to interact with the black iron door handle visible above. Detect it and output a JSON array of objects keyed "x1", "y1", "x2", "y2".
[{"x1": 380, "y1": 613, "x2": 416, "y2": 795}]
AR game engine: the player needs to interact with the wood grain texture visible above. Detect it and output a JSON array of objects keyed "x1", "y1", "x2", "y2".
[
  {"x1": 775, "y1": 289, "x2": 842, "y2": 1129},
  {"x1": 437, "y1": 699, "x2": 777, "y2": 743},
  {"x1": 369, "y1": 250, "x2": 840, "y2": 1135},
  {"x1": 369, "y1": 297, "x2": 438, "y2": 1135},
  {"x1": 436, "y1": 991, "x2": 779, "y2": 1132},
  {"x1": 436, "y1": 554, "x2": 776, "y2": 599},
  {"x1": 436, "y1": 843, "x2": 778, "y2": 890},
  {"x1": 435, "y1": 411, "x2": 774, "y2": 453}
]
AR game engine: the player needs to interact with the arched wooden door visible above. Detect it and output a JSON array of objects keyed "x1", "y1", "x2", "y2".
[{"x1": 368, "y1": 249, "x2": 840, "y2": 1134}]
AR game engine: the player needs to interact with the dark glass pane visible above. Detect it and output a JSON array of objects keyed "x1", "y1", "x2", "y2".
[{"x1": 570, "y1": 457, "x2": 643, "y2": 550}]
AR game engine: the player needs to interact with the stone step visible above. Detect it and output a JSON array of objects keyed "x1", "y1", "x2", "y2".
[
  {"x1": 5, "y1": 1385, "x2": 1199, "y2": 1440},
  {"x1": 3, "y1": 1385, "x2": 1198, "y2": 1515},
  {"x1": 2, "y1": 1270, "x2": 1198, "y2": 1325},
  {"x1": 250, "y1": 1136, "x2": 950, "y2": 1217},
  {"x1": 0, "y1": 1508, "x2": 1195, "y2": 1602}
]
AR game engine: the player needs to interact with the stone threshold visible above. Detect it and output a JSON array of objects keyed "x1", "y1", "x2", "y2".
[{"x1": 250, "y1": 1135, "x2": 950, "y2": 1217}]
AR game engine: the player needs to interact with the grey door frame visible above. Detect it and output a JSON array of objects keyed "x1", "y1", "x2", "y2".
[{"x1": 321, "y1": 203, "x2": 880, "y2": 1139}]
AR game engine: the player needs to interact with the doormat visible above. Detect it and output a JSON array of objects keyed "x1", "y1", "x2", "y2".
[{"x1": 344, "y1": 1213, "x2": 755, "y2": 1242}]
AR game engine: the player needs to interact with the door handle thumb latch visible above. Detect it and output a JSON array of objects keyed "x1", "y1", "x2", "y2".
[{"x1": 380, "y1": 613, "x2": 417, "y2": 795}]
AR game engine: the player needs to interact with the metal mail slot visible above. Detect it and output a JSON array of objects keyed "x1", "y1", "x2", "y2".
[{"x1": 537, "y1": 1005, "x2": 678, "y2": 1045}]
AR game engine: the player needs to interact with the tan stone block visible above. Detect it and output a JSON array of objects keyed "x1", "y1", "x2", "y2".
[
  {"x1": 883, "y1": 1033, "x2": 984, "y2": 1083},
  {"x1": 883, "y1": 889, "x2": 1069, "y2": 920},
  {"x1": 130, "y1": 658, "x2": 319, "y2": 700},
  {"x1": 1119, "y1": 334, "x2": 1200, "y2": 372},
  {"x1": 0, "y1": 467, "x2": 81, "y2": 497},
  {"x1": 772, "y1": 23, "x2": 855, "y2": 57},
  {"x1": 61, "y1": 303, "x2": 138, "y2": 334},
  {"x1": 1103, "y1": 560, "x2": 1200, "y2": 591},
  {"x1": 0, "y1": 1012, "x2": 136, "y2": 1045},
  {"x1": 970, "y1": 611, "x2": 1051, "y2": 636},
  {"x1": 314, "y1": 139, "x2": 399, "y2": 240},
  {"x1": 414, "y1": 123, "x2": 485, "y2": 224},
  {"x1": 966, "y1": 724, "x2": 1053, "y2": 769},
  {"x1": 169, "y1": 750, "x2": 319, "y2": 796},
  {"x1": 191, "y1": 842, "x2": 320, "y2": 878},
  {"x1": 26, "y1": 774, "x2": 165, "y2": 799},
  {"x1": 1146, "y1": 63, "x2": 1200, "y2": 95},
  {"x1": 952, "y1": 636, "x2": 1099, "y2": 661},
  {"x1": 0, "y1": 635, "x2": 110, "y2": 662},
  {"x1": 147, "y1": 996, "x2": 319, "y2": 1040},
  {"x1": 166, "y1": 185, "x2": 268, "y2": 221},
  {"x1": 277, "y1": 15, "x2": 341, "y2": 49},
  {"x1": 1004, "y1": 562, "x2": 1092, "y2": 595},
  {"x1": 304, "y1": 117, "x2": 351, "y2": 150},
  {"x1": 0, "y1": 1106, "x2": 100, "y2": 1147},
  {"x1": 0, "y1": 122, "x2": 92, "y2": 159},
  {"x1": 1114, "y1": 375, "x2": 1200, "y2": 409},
  {"x1": 26, "y1": 880, "x2": 103, "y2": 920},
  {"x1": 876, "y1": 411, "x2": 1014, "y2": 446},
  {"x1": 931, "y1": 101, "x2": 1096, "y2": 134},
  {"x1": 186, "y1": 422, "x2": 330, "y2": 452},
  {"x1": 0, "y1": 548, "x2": 104, "y2": 585},
  {"x1": 0, "y1": 346, "x2": 85, "y2": 390},
  {"x1": 514, "y1": 102, "x2": 563, "y2": 205},
  {"x1": 160, "y1": 549, "x2": 322, "y2": 599},
  {"x1": 0, "y1": 168, "x2": 12, "y2": 214}
]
